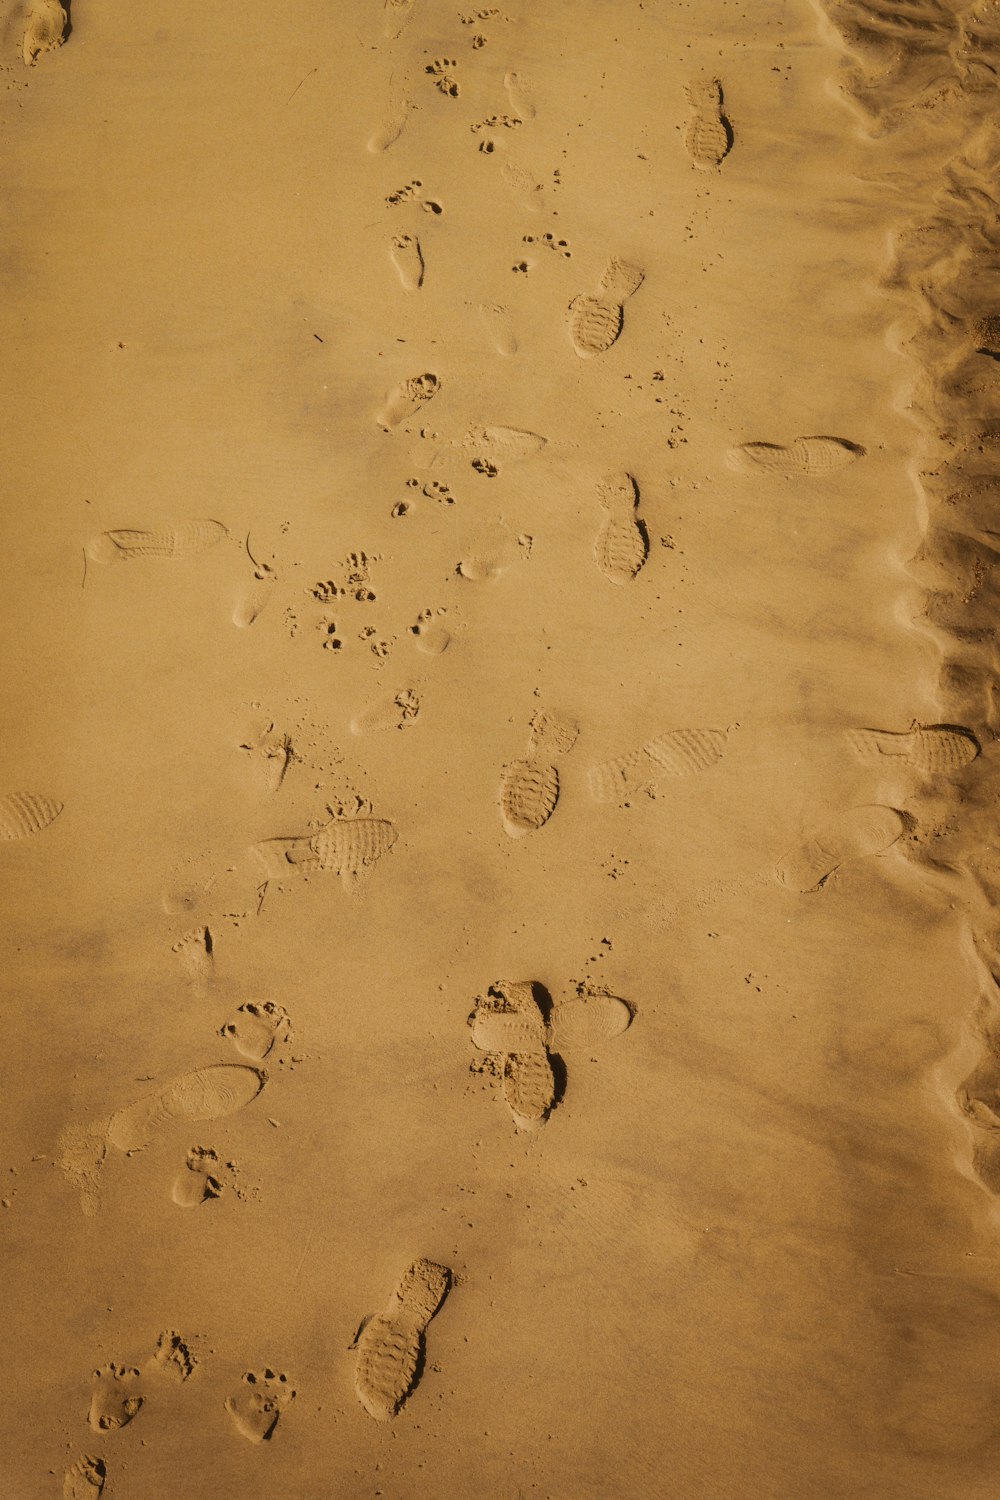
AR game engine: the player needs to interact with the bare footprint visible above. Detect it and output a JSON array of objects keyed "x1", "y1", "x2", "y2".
[
  {"x1": 172, "y1": 1145, "x2": 225, "y2": 1208},
  {"x1": 64, "y1": 1456, "x2": 106, "y2": 1500},
  {"x1": 86, "y1": 520, "x2": 228, "y2": 563},
  {"x1": 173, "y1": 925, "x2": 214, "y2": 983},
  {"x1": 594, "y1": 472, "x2": 648, "y2": 585},
  {"x1": 107, "y1": 1064, "x2": 266, "y2": 1154},
  {"x1": 501, "y1": 160, "x2": 546, "y2": 211},
  {"x1": 351, "y1": 688, "x2": 421, "y2": 734},
  {"x1": 727, "y1": 437, "x2": 864, "y2": 477},
  {"x1": 775, "y1": 805, "x2": 906, "y2": 892},
  {"x1": 382, "y1": 0, "x2": 416, "y2": 40},
  {"x1": 390, "y1": 233, "x2": 424, "y2": 290},
  {"x1": 355, "y1": 1259, "x2": 451, "y2": 1421},
  {"x1": 568, "y1": 257, "x2": 644, "y2": 359},
  {"x1": 148, "y1": 1330, "x2": 197, "y2": 1382},
  {"x1": 89, "y1": 1365, "x2": 143, "y2": 1432},
  {"x1": 503, "y1": 70, "x2": 535, "y2": 121},
  {"x1": 239, "y1": 726, "x2": 292, "y2": 794},
  {"x1": 22, "y1": 0, "x2": 66, "y2": 65},
  {"x1": 0, "y1": 791, "x2": 62, "y2": 840},
  {"x1": 589, "y1": 726, "x2": 730, "y2": 803},
  {"x1": 221, "y1": 1001, "x2": 291, "y2": 1060},
  {"x1": 477, "y1": 301, "x2": 517, "y2": 355},
  {"x1": 232, "y1": 577, "x2": 275, "y2": 628},
  {"x1": 368, "y1": 96, "x2": 413, "y2": 152},
  {"x1": 845, "y1": 724, "x2": 979, "y2": 774},
  {"x1": 225, "y1": 1369, "x2": 296, "y2": 1443},
  {"x1": 376, "y1": 372, "x2": 440, "y2": 430},
  {"x1": 410, "y1": 608, "x2": 451, "y2": 655},
  {"x1": 683, "y1": 77, "x2": 733, "y2": 169}
]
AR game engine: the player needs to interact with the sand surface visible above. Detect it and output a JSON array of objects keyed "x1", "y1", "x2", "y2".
[{"x1": 5, "y1": 0, "x2": 1000, "y2": 1496}]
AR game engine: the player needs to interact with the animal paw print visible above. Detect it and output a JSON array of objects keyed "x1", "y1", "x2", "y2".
[
  {"x1": 311, "y1": 579, "x2": 339, "y2": 601},
  {"x1": 320, "y1": 619, "x2": 345, "y2": 651},
  {"x1": 425, "y1": 58, "x2": 459, "y2": 96},
  {"x1": 471, "y1": 458, "x2": 498, "y2": 477},
  {"x1": 512, "y1": 259, "x2": 532, "y2": 275},
  {"x1": 523, "y1": 231, "x2": 571, "y2": 259},
  {"x1": 225, "y1": 1369, "x2": 296, "y2": 1444}
]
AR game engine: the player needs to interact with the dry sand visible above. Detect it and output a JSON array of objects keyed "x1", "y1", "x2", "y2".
[{"x1": 4, "y1": 0, "x2": 1000, "y2": 1495}]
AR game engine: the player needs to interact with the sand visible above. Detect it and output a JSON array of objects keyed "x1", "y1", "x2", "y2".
[{"x1": 4, "y1": 0, "x2": 1000, "y2": 1495}]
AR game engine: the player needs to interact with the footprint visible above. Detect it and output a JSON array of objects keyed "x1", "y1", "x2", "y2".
[
  {"x1": 148, "y1": 1330, "x2": 197, "y2": 1382},
  {"x1": 499, "y1": 760, "x2": 560, "y2": 837},
  {"x1": 221, "y1": 1001, "x2": 291, "y2": 1060},
  {"x1": 376, "y1": 372, "x2": 440, "y2": 430},
  {"x1": 172, "y1": 1145, "x2": 225, "y2": 1208},
  {"x1": 107, "y1": 1064, "x2": 266, "y2": 1154},
  {"x1": 549, "y1": 986, "x2": 635, "y2": 1049},
  {"x1": 594, "y1": 472, "x2": 648, "y2": 585},
  {"x1": 410, "y1": 608, "x2": 452, "y2": 655},
  {"x1": 726, "y1": 437, "x2": 864, "y2": 477},
  {"x1": 683, "y1": 77, "x2": 733, "y2": 169},
  {"x1": 58, "y1": 1118, "x2": 109, "y2": 1217},
  {"x1": 457, "y1": 524, "x2": 531, "y2": 580},
  {"x1": 232, "y1": 578, "x2": 275, "y2": 628},
  {"x1": 351, "y1": 688, "x2": 421, "y2": 734},
  {"x1": 499, "y1": 711, "x2": 578, "y2": 837},
  {"x1": 390, "y1": 233, "x2": 424, "y2": 291},
  {"x1": 354, "y1": 1259, "x2": 451, "y2": 1421},
  {"x1": 845, "y1": 724, "x2": 980, "y2": 773},
  {"x1": 89, "y1": 1365, "x2": 143, "y2": 1433},
  {"x1": 431, "y1": 424, "x2": 545, "y2": 475},
  {"x1": 589, "y1": 726, "x2": 730, "y2": 803},
  {"x1": 225, "y1": 1369, "x2": 296, "y2": 1443},
  {"x1": 239, "y1": 726, "x2": 292, "y2": 794},
  {"x1": 568, "y1": 257, "x2": 644, "y2": 359},
  {"x1": 254, "y1": 810, "x2": 398, "y2": 893},
  {"x1": 368, "y1": 96, "x2": 413, "y2": 153},
  {"x1": 503, "y1": 70, "x2": 535, "y2": 121},
  {"x1": 382, "y1": 0, "x2": 415, "y2": 40},
  {"x1": 470, "y1": 982, "x2": 555, "y2": 1130},
  {"x1": 22, "y1": 0, "x2": 66, "y2": 65},
  {"x1": 86, "y1": 520, "x2": 228, "y2": 563},
  {"x1": 64, "y1": 1456, "x2": 106, "y2": 1499},
  {"x1": 775, "y1": 805, "x2": 906, "y2": 892},
  {"x1": 501, "y1": 160, "x2": 546, "y2": 211},
  {"x1": 172, "y1": 925, "x2": 214, "y2": 982},
  {"x1": 0, "y1": 791, "x2": 62, "y2": 840},
  {"x1": 477, "y1": 302, "x2": 517, "y2": 355}
]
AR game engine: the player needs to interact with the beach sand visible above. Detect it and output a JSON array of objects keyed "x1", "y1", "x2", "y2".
[{"x1": 4, "y1": 1, "x2": 1000, "y2": 1496}]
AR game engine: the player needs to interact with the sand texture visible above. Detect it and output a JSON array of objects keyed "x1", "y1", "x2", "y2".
[{"x1": 6, "y1": 0, "x2": 1000, "y2": 1495}]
